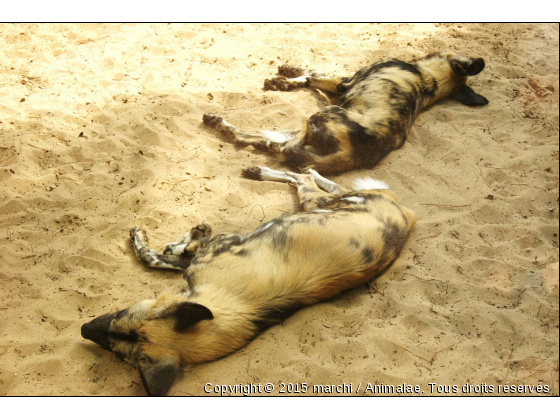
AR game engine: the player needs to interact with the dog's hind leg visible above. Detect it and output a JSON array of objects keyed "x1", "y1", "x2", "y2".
[
  {"x1": 203, "y1": 113, "x2": 303, "y2": 153},
  {"x1": 307, "y1": 168, "x2": 348, "y2": 195},
  {"x1": 242, "y1": 166, "x2": 337, "y2": 211}
]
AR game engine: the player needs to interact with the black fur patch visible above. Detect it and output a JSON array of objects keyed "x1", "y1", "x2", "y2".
[
  {"x1": 349, "y1": 238, "x2": 361, "y2": 249},
  {"x1": 242, "y1": 166, "x2": 263, "y2": 180},
  {"x1": 282, "y1": 146, "x2": 313, "y2": 168},
  {"x1": 420, "y1": 75, "x2": 438, "y2": 99},
  {"x1": 139, "y1": 358, "x2": 180, "y2": 396},
  {"x1": 452, "y1": 85, "x2": 489, "y2": 106},
  {"x1": 381, "y1": 219, "x2": 409, "y2": 254},
  {"x1": 211, "y1": 235, "x2": 243, "y2": 257},
  {"x1": 361, "y1": 247, "x2": 374, "y2": 264},
  {"x1": 163, "y1": 302, "x2": 214, "y2": 332},
  {"x1": 347, "y1": 59, "x2": 422, "y2": 83},
  {"x1": 319, "y1": 106, "x2": 397, "y2": 169},
  {"x1": 234, "y1": 249, "x2": 250, "y2": 257},
  {"x1": 183, "y1": 271, "x2": 194, "y2": 290},
  {"x1": 304, "y1": 110, "x2": 343, "y2": 155},
  {"x1": 110, "y1": 331, "x2": 139, "y2": 343},
  {"x1": 253, "y1": 303, "x2": 302, "y2": 333}
]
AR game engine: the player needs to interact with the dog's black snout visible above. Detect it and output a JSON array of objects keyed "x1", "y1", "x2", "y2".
[
  {"x1": 470, "y1": 58, "x2": 485, "y2": 75},
  {"x1": 81, "y1": 313, "x2": 116, "y2": 350}
]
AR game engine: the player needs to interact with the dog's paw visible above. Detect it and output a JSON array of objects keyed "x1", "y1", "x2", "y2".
[
  {"x1": 242, "y1": 166, "x2": 263, "y2": 180},
  {"x1": 264, "y1": 76, "x2": 307, "y2": 91},
  {"x1": 202, "y1": 113, "x2": 223, "y2": 127},
  {"x1": 193, "y1": 223, "x2": 212, "y2": 238},
  {"x1": 277, "y1": 64, "x2": 305, "y2": 78},
  {"x1": 130, "y1": 226, "x2": 148, "y2": 246}
]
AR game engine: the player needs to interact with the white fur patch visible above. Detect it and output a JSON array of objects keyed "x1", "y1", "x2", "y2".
[
  {"x1": 259, "y1": 222, "x2": 274, "y2": 232},
  {"x1": 259, "y1": 167, "x2": 297, "y2": 183},
  {"x1": 353, "y1": 177, "x2": 389, "y2": 191},
  {"x1": 343, "y1": 196, "x2": 365, "y2": 204},
  {"x1": 311, "y1": 209, "x2": 333, "y2": 213},
  {"x1": 246, "y1": 221, "x2": 274, "y2": 239},
  {"x1": 291, "y1": 75, "x2": 308, "y2": 83},
  {"x1": 258, "y1": 130, "x2": 291, "y2": 143},
  {"x1": 171, "y1": 243, "x2": 187, "y2": 256}
]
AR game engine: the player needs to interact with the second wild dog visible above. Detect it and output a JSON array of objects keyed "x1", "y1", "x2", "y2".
[{"x1": 203, "y1": 52, "x2": 489, "y2": 174}]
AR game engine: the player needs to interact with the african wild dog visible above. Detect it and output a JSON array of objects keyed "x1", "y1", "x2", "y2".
[
  {"x1": 203, "y1": 52, "x2": 489, "y2": 174},
  {"x1": 81, "y1": 168, "x2": 416, "y2": 396}
]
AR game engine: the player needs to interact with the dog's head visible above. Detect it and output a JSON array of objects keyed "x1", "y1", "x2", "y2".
[
  {"x1": 446, "y1": 54, "x2": 489, "y2": 106},
  {"x1": 81, "y1": 295, "x2": 213, "y2": 396},
  {"x1": 420, "y1": 52, "x2": 489, "y2": 107}
]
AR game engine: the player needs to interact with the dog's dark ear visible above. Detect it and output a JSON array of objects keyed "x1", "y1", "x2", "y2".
[
  {"x1": 452, "y1": 85, "x2": 489, "y2": 106},
  {"x1": 139, "y1": 357, "x2": 181, "y2": 396},
  {"x1": 450, "y1": 57, "x2": 485, "y2": 76},
  {"x1": 159, "y1": 302, "x2": 214, "y2": 332}
]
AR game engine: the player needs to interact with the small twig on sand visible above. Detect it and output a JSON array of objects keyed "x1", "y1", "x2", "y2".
[
  {"x1": 339, "y1": 310, "x2": 372, "y2": 336},
  {"x1": 416, "y1": 233, "x2": 441, "y2": 242},
  {"x1": 418, "y1": 203, "x2": 470, "y2": 208},
  {"x1": 59, "y1": 176, "x2": 79, "y2": 184},
  {"x1": 538, "y1": 259, "x2": 559, "y2": 268},
  {"x1": 519, "y1": 366, "x2": 559, "y2": 381},
  {"x1": 64, "y1": 159, "x2": 93, "y2": 165},
  {"x1": 172, "y1": 391, "x2": 196, "y2": 396},
  {"x1": 402, "y1": 272, "x2": 443, "y2": 282},
  {"x1": 248, "y1": 205, "x2": 266, "y2": 222},
  {"x1": 368, "y1": 280, "x2": 384, "y2": 296},
  {"x1": 103, "y1": 89, "x2": 128, "y2": 110},
  {"x1": 430, "y1": 344, "x2": 456, "y2": 365},
  {"x1": 246, "y1": 350, "x2": 253, "y2": 376},
  {"x1": 402, "y1": 346, "x2": 431, "y2": 363},
  {"x1": 176, "y1": 149, "x2": 202, "y2": 163},
  {"x1": 504, "y1": 349, "x2": 513, "y2": 367},
  {"x1": 476, "y1": 163, "x2": 491, "y2": 188},
  {"x1": 27, "y1": 143, "x2": 49, "y2": 152},
  {"x1": 510, "y1": 183, "x2": 548, "y2": 191},
  {"x1": 430, "y1": 298, "x2": 438, "y2": 314},
  {"x1": 504, "y1": 348, "x2": 515, "y2": 380}
]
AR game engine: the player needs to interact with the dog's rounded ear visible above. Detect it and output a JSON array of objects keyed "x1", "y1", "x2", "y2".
[
  {"x1": 158, "y1": 302, "x2": 214, "y2": 332},
  {"x1": 452, "y1": 85, "x2": 489, "y2": 106},
  {"x1": 450, "y1": 57, "x2": 486, "y2": 76},
  {"x1": 138, "y1": 356, "x2": 181, "y2": 396}
]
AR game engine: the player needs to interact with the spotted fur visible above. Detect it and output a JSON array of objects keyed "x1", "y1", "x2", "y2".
[
  {"x1": 203, "y1": 52, "x2": 488, "y2": 174},
  {"x1": 81, "y1": 168, "x2": 416, "y2": 396}
]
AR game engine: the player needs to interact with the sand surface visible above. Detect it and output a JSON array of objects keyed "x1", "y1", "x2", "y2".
[{"x1": 0, "y1": 23, "x2": 558, "y2": 396}]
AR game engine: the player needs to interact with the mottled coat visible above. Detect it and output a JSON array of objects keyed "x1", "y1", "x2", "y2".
[
  {"x1": 82, "y1": 168, "x2": 416, "y2": 395},
  {"x1": 204, "y1": 52, "x2": 489, "y2": 173}
]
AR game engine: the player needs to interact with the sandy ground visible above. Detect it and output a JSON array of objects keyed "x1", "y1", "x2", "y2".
[{"x1": 0, "y1": 23, "x2": 558, "y2": 396}]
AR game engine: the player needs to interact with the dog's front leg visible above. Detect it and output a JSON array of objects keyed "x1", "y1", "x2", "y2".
[{"x1": 264, "y1": 64, "x2": 346, "y2": 93}]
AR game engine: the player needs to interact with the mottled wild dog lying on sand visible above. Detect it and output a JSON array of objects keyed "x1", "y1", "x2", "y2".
[
  {"x1": 203, "y1": 52, "x2": 489, "y2": 174},
  {"x1": 81, "y1": 168, "x2": 416, "y2": 396}
]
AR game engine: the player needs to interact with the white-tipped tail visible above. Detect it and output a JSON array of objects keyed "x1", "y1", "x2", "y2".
[
  {"x1": 258, "y1": 130, "x2": 292, "y2": 143},
  {"x1": 353, "y1": 177, "x2": 389, "y2": 191}
]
